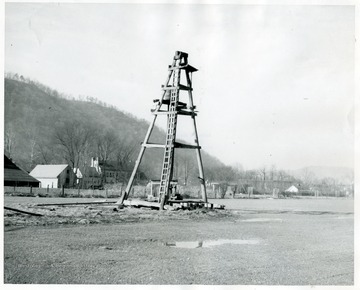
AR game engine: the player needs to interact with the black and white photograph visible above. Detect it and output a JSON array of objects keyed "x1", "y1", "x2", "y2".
[{"x1": 2, "y1": 0, "x2": 358, "y2": 287}]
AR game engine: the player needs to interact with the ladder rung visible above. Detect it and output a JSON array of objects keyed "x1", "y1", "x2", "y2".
[{"x1": 162, "y1": 85, "x2": 192, "y2": 91}]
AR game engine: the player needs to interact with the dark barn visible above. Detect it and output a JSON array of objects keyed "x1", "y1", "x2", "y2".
[{"x1": 4, "y1": 155, "x2": 40, "y2": 187}]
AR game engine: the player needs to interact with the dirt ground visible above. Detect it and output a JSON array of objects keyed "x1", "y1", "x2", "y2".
[{"x1": 3, "y1": 197, "x2": 354, "y2": 285}]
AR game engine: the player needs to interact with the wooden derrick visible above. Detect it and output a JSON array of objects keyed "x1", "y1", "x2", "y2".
[{"x1": 116, "y1": 51, "x2": 208, "y2": 210}]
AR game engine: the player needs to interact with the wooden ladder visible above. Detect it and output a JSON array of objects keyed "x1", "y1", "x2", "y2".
[{"x1": 158, "y1": 65, "x2": 181, "y2": 208}]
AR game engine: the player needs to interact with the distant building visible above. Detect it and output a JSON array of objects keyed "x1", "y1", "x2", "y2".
[
  {"x1": 81, "y1": 166, "x2": 102, "y2": 189},
  {"x1": 99, "y1": 162, "x2": 119, "y2": 184},
  {"x1": 90, "y1": 157, "x2": 129, "y2": 184},
  {"x1": 4, "y1": 155, "x2": 40, "y2": 187},
  {"x1": 148, "y1": 179, "x2": 178, "y2": 197},
  {"x1": 285, "y1": 185, "x2": 299, "y2": 193},
  {"x1": 29, "y1": 164, "x2": 76, "y2": 188},
  {"x1": 80, "y1": 157, "x2": 142, "y2": 188}
]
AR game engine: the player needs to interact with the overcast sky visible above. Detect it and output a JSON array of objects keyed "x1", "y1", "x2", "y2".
[{"x1": 4, "y1": 2, "x2": 355, "y2": 170}]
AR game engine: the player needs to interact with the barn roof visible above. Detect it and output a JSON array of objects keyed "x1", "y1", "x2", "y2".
[
  {"x1": 4, "y1": 155, "x2": 40, "y2": 183},
  {"x1": 30, "y1": 164, "x2": 68, "y2": 178}
]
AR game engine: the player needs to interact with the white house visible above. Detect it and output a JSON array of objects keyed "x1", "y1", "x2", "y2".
[
  {"x1": 285, "y1": 185, "x2": 299, "y2": 193},
  {"x1": 29, "y1": 164, "x2": 76, "y2": 188}
]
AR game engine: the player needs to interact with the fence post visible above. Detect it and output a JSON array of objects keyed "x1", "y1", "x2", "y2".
[
  {"x1": 62, "y1": 185, "x2": 64, "y2": 197},
  {"x1": 30, "y1": 186, "x2": 32, "y2": 196},
  {"x1": 47, "y1": 185, "x2": 49, "y2": 193},
  {"x1": 248, "y1": 187, "x2": 253, "y2": 198}
]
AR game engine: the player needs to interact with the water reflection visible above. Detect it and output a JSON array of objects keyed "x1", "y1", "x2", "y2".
[{"x1": 165, "y1": 239, "x2": 259, "y2": 249}]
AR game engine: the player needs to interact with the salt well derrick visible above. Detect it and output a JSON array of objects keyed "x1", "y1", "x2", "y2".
[{"x1": 117, "y1": 51, "x2": 207, "y2": 210}]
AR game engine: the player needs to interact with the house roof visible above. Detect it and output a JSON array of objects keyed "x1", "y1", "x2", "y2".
[
  {"x1": 99, "y1": 162, "x2": 116, "y2": 171},
  {"x1": 4, "y1": 155, "x2": 40, "y2": 183},
  {"x1": 30, "y1": 164, "x2": 68, "y2": 178},
  {"x1": 285, "y1": 185, "x2": 299, "y2": 193}
]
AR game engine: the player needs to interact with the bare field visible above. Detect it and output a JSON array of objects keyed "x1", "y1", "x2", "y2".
[{"x1": 4, "y1": 197, "x2": 354, "y2": 285}]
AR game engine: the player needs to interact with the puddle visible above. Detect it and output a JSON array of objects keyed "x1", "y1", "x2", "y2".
[
  {"x1": 242, "y1": 218, "x2": 282, "y2": 222},
  {"x1": 165, "y1": 239, "x2": 259, "y2": 249}
]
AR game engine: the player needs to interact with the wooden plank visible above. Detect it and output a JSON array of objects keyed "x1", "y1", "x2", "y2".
[
  {"x1": 168, "y1": 199, "x2": 203, "y2": 203},
  {"x1": 121, "y1": 199, "x2": 225, "y2": 210},
  {"x1": 123, "y1": 200, "x2": 160, "y2": 209},
  {"x1": 161, "y1": 85, "x2": 193, "y2": 91},
  {"x1": 142, "y1": 143, "x2": 166, "y2": 148},
  {"x1": 174, "y1": 142, "x2": 201, "y2": 149},
  {"x1": 123, "y1": 200, "x2": 176, "y2": 211},
  {"x1": 4, "y1": 206, "x2": 44, "y2": 216},
  {"x1": 151, "y1": 110, "x2": 172, "y2": 115},
  {"x1": 177, "y1": 110, "x2": 197, "y2": 116},
  {"x1": 36, "y1": 201, "x2": 117, "y2": 206},
  {"x1": 152, "y1": 109, "x2": 197, "y2": 117}
]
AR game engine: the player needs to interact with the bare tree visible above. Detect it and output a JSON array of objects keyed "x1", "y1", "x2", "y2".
[
  {"x1": 94, "y1": 129, "x2": 119, "y2": 186},
  {"x1": 4, "y1": 124, "x2": 16, "y2": 158},
  {"x1": 97, "y1": 130, "x2": 118, "y2": 164},
  {"x1": 301, "y1": 168, "x2": 316, "y2": 187},
  {"x1": 114, "y1": 139, "x2": 137, "y2": 181},
  {"x1": 258, "y1": 166, "x2": 267, "y2": 191},
  {"x1": 258, "y1": 166, "x2": 267, "y2": 181},
  {"x1": 36, "y1": 142, "x2": 52, "y2": 164},
  {"x1": 24, "y1": 127, "x2": 39, "y2": 170},
  {"x1": 54, "y1": 120, "x2": 94, "y2": 186},
  {"x1": 269, "y1": 164, "x2": 277, "y2": 181}
]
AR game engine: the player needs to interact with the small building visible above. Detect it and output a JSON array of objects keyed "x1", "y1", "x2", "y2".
[
  {"x1": 81, "y1": 166, "x2": 102, "y2": 189},
  {"x1": 4, "y1": 155, "x2": 40, "y2": 187},
  {"x1": 29, "y1": 164, "x2": 76, "y2": 188},
  {"x1": 148, "y1": 180, "x2": 178, "y2": 197},
  {"x1": 100, "y1": 162, "x2": 119, "y2": 184}
]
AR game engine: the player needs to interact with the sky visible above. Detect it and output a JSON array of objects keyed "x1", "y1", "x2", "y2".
[{"x1": 4, "y1": 2, "x2": 355, "y2": 170}]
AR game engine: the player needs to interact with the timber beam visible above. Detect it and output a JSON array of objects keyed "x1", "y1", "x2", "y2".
[{"x1": 174, "y1": 142, "x2": 201, "y2": 149}]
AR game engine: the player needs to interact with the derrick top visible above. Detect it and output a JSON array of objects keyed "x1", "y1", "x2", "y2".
[
  {"x1": 174, "y1": 51, "x2": 188, "y2": 61},
  {"x1": 172, "y1": 51, "x2": 198, "y2": 72}
]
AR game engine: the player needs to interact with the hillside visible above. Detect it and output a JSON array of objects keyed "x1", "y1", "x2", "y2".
[{"x1": 4, "y1": 77, "x2": 224, "y2": 183}]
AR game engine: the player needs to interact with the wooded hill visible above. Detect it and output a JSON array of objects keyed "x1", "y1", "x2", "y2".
[{"x1": 4, "y1": 76, "x2": 226, "y2": 185}]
